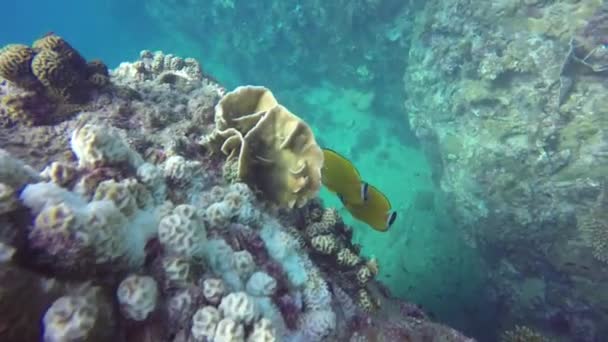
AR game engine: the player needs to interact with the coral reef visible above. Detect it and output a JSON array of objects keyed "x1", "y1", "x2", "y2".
[
  {"x1": 0, "y1": 36, "x2": 473, "y2": 342},
  {"x1": 140, "y1": 0, "x2": 417, "y2": 93},
  {"x1": 404, "y1": 0, "x2": 608, "y2": 340}
]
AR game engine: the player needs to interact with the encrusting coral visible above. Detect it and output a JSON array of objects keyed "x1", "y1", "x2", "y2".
[{"x1": 0, "y1": 36, "x2": 474, "y2": 342}]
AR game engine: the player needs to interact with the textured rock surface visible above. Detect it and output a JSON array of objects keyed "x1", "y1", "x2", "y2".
[{"x1": 404, "y1": 0, "x2": 608, "y2": 339}]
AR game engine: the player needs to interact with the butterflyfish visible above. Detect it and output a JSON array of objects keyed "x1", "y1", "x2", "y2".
[
  {"x1": 341, "y1": 183, "x2": 397, "y2": 232},
  {"x1": 321, "y1": 148, "x2": 368, "y2": 205}
]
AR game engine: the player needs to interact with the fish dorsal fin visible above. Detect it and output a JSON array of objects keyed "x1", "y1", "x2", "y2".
[{"x1": 322, "y1": 148, "x2": 362, "y2": 179}]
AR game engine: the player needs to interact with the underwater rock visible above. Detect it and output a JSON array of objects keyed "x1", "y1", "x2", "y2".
[{"x1": 405, "y1": 0, "x2": 608, "y2": 339}]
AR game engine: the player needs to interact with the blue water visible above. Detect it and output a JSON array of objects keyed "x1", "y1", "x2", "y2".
[{"x1": 3, "y1": 1, "x2": 162, "y2": 69}]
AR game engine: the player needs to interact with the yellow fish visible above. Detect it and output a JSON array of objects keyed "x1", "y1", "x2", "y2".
[
  {"x1": 341, "y1": 183, "x2": 397, "y2": 232},
  {"x1": 321, "y1": 148, "x2": 368, "y2": 205}
]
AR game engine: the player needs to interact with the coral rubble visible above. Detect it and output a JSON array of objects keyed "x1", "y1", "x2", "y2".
[{"x1": 0, "y1": 36, "x2": 472, "y2": 341}]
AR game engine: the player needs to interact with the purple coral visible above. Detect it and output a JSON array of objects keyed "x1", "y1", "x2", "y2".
[{"x1": 275, "y1": 293, "x2": 302, "y2": 330}]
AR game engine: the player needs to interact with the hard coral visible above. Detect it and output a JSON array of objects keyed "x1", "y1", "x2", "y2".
[
  {"x1": 0, "y1": 34, "x2": 109, "y2": 125},
  {"x1": 191, "y1": 306, "x2": 221, "y2": 341},
  {"x1": 117, "y1": 274, "x2": 159, "y2": 321},
  {"x1": 42, "y1": 286, "x2": 115, "y2": 342},
  {"x1": 70, "y1": 123, "x2": 144, "y2": 169},
  {"x1": 212, "y1": 86, "x2": 324, "y2": 208},
  {"x1": 0, "y1": 44, "x2": 38, "y2": 88}
]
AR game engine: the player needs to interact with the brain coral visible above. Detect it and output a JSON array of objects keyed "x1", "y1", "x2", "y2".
[
  {"x1": 0, "y1": 44, "x2": 38, "y2": 88},
  {"x1": 0, "y1": 34, "x2": 109, "y2": 125},
  {"x1": 213, "y1": 86, "x2": 324, "y2": 208}
]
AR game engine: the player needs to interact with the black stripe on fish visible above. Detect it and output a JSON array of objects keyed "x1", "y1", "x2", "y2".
[
  {"x1": 387, "y1": 211, "x2": 397, "y2": 228},
  {"x1": 362, "y1": 182, "x2": 369, "y2": 202}
]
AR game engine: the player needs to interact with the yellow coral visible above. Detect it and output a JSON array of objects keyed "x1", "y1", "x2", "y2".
[
  {"x1": 356, "y1": 288, "x2": 379, "y2": 313},
  {"x1": 41, "y1": 162, "x2": 78, "y2": 187},
  {"x1": 215, "y1": 86, "x2": 324, "y2": 208},
  {"x1": 320, "y1": 208, "x2": 341, "y2": 226},
  {"x1": 31, "y1": 49, "x2": 82, "y2": 101},
  {"x1": 305, "y1": 221, "x2": 332, "y2": 238},
  {"x1": 0, "y1": 34, "x2": 106, "y2": 125},
  {"x1": 311, "y1": 234, "x2": 337, "y2": 255},
  {"x1": 93, "y1": 179, "x2": 139, "y2": 217},
  {"x1": 336, "y1": 248, "x2": 360, "y2": 267},
  {"x1": 2, "y1": 91, "x2": 52, "y2": 125},
  {"x1": 32, "y1": 34, "x2": 87, "y2": 72},
  {"x1": 0, "y1": 44, "x2": 38, "y2": 88},
  {"x1": 215, "y1": 85, "x2": 278, "y2": 132},
  {"x1": 356, "y1": 265, "x2": 373, "y2": 285},
  {"x1": 35, "y1": 203, "x2": 77, "y2": 240}
]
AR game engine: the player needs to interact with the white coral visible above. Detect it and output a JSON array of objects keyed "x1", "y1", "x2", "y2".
[
  {"x1": 246, "y1": 272, "x2": 277, "y2": 297},
  {"x1": 0, "y1": 183, "x2": 18, "y2": 215},
  {"x1": 202, "y1": 278, "x2": 226, "y2": 305},
  {"x1": 191, "y1": 306, "x2": 221, "y2": 341},
  {"x1": 205, "y1": 201, "x2": 233, "y2": 228},
  {"x1": 303, "y1": 270, "x2": 332, "y2": 311},
  {"x1": 247, "y1": 318, "x2": 276, "y2": 342},
  {"x1": 70, "y1": 124, "x2": 143, "y2": 169},
  {"x1": 162, "y1": 256, "x2": 192, "y2": 288},
  {"x1": 158, "y1": 204, "x2": 206, "y2": 258},
  {"x1": 232, "y1": 250, "x2": 255, "y2": 279},
  {"x1": 214, "y1": 318, "x2": 245, "y2": 342},
  {"x1": 0, "y1": 149, "x2": 40, "y2": 189},
  {"x1": 117, "y1": 275, "x2": 159, "y2": 321},
  {"x1": 136, "y1": 163, "x2": 166, "y2": 204},
  {"x1": 219, "y1": 292, "x2": 257, "y2": 325},
  {"x1": 93, "y1": 179, "x2": 140, "y2": 217},
  {"x1": 299, "y1": 309, "x2": 336, "y2": 341},
  {"x1": 162, "y1": 155, "x2": 202, "y2": 182},
  {"x1": 42, "y1": 294, "x2": 98, "y2": 342}
]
